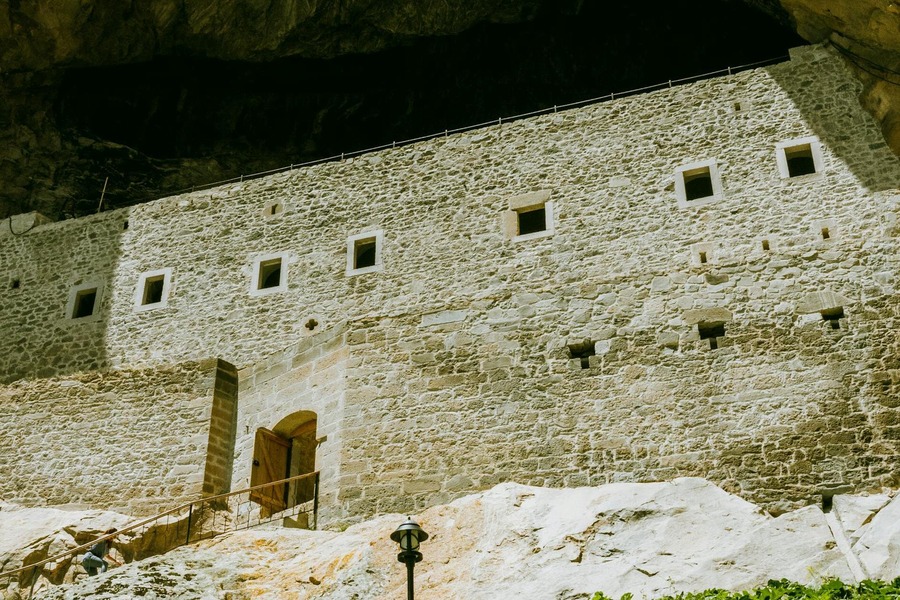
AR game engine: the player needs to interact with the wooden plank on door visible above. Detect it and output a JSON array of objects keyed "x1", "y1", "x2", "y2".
[
  {"x1": 289, "y1": 420, "x2": 318, "y2": 506},
  {"x1": 250, "y1": 428, "x2": 290, "y2": 512}
]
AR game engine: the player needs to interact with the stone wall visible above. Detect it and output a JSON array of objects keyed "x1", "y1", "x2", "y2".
[
  {"x1": 335, "y1": 295, "x2": 900, "y2": 519},
  {"x1": 5, "y1": 46, "x2": 895, "y2": 381},
  {"x1": 235, "y1": 323, "x2": 349, "y2": 523},
  {"x1": 201, "y1": 360, "x2": 239, "y2": 497},
  {"x1": 0, "y1": 210, "x2": 122, "y2": 383},
  {"x1": 0, "y1": 44, "x2": 898, "y2": 519},
  {"x1": 0, "y1": 360, "x2": 227, "y2": 515}
]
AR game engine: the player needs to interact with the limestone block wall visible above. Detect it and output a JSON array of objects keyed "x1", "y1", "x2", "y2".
[
  {"x1": 202, "y1": 360, "x2": 239, "y2": 496},
  {"x1": 0, "y1": 360, "x2": 227, "y2": 515},
  {"x1": 1, "y1": 45, "x2": 895, "y2": 383},
  {"x1": 0, "y1": 210, "x2": 123, "y2": 383},
  {"x1": 234, "y1": 323, "x2": 349, "y2": 523},
  {"x1": 336, "y1": 293, "x2": 900, "y2": 519},
  {"x1": 0, "y1": 44, "x2": 897, "y2": 519}
]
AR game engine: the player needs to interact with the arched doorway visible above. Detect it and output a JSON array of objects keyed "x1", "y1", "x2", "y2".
[{"x1": 250, "y1": 411, "x2": 317, "y2": 512}]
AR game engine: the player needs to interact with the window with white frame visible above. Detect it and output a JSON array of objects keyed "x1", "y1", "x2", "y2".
[
  {"x1": 346, "y1": 230, "x2": 384, "y2": 276},
  {"x1": 503, "y1": 190, "x2": 555, "y2": 241},
  {"x1": 776, "y1": 136, "x2": 824, "y2": 178},
  {"x1": 250, "y1": 252, "x2": 290, "y2": 295},
  {"x1": 675, "y1": 160, "x2": 723, "y2": 208},
  {"x1": 134, "y1": 268, "x2": 173, "y2": 311},
  {"x1": 66, "y1": 282, "x2": 103, "y2": 320}
]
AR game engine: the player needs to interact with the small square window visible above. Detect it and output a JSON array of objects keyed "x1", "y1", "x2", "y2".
[
  {"x1": 354, "y1": 238, "x2": 377, "y2": 269},
  {"x1": 504, "y1": 190, "x2": 555, "y2": 242},
  {"x1": 134, "y1": 268, "x2": 172, "y2": 311},
  {"x1": 785, "y1": 144, "x2": 816, "y2": 177},
  {"x1": 142, "y1": 276, "x2": 165, "y2": 305},
  {"x1": 67, "y1": 282, "x2": 104, "y2": 320},
  {"x1": 567, "y1": 339, "x2": 596, "y2": 369},
  {"x1": 675, "y1": 160, "x2": 723, "y2": 208},
  {"x1": 346, "y1": 230, "x2": 384, "y2": 276},
  {"x1": 517, "y1": 207, "x2": 547, "y2": 236},
  {"x1": 821, "y1": 307, "x2": 845, "y2": 330},
  {"x1": 257, "y1": 258, "x2": 283, "y2": 290},
  {"x1": 776, "y1": 136, "x2": 823, "y2": 179},
  {"x1": 250, "y1": 253, "x2": 290, "y2": 295},
  {"x1": 72, "y1": 288, "x2": 98, "y2": 318},
  {"x1": 698, "y1": 321, "x2": 725, "y2": 350},
  {"x1": 683, "y1": 167, "x2": 713, "y2": 201}
]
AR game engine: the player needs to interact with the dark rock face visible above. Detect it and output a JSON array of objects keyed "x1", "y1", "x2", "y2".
[
  {"x1": 1, "y1": 0, "x2": 546, "y2": 69},
  {"x1": 0, "y1": 0, "x2": 805, "y2": 219}
]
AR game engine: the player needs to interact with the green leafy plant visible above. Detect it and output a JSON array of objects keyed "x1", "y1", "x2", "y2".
[{"x1": 592, "y1": 578, "x2": 900, "y2": 600}]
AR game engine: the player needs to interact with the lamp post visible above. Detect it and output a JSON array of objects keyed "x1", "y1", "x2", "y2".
[{"x1": 390, "y1": 517, "x2": 429, "y2": 600}]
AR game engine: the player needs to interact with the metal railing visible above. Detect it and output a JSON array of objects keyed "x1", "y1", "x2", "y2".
[
  {"x1": 0, "y1": 471, "x2": 319, "y2": 599},
  {"x1": 138, "y1": 55, "x2": 789, "y2": 203}
]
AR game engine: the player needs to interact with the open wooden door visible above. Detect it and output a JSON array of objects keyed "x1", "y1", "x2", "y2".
[
  {"x1": 289, "y1": 420, "x2": 317, "y2": 505},
  {"x1": 250, "y1": 428, "x2": 291, "y2": 512}
]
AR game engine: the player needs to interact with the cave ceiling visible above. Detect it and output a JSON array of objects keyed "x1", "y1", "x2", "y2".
[{"x1": 0, "y1": 0, "x2": 896, "y2": 220}]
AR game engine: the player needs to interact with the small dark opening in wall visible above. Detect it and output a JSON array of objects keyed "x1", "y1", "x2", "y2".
[
  {"x1": 123, "y1": 220, "x2": 129, "y2": 230},
  {"x1": 305, "y1": 318, "x2": 318, "y2": 331},
  {"x1": 785, "y1": 144, "x2": 816, "y2": 177},
  {"x1": 267, "y1": 203, "x2": 283, "y2": 216},
  {"x1": 698, "y1": 251, "x2": 708, "y2": 264},
  {"x1": 683, "y1": 167, "x2": 713, "y2": 201},
  {"x1": 821, "y1": 227, "x2": 830, "y2": 240},
  {"x1": 822, "y1": 494, "x2": 833, "y2": 513},
  {"x1": 142, "y1": 276, "x2": 165, "y2": 305},
  {"x1": 517, "y1": 207, "x2": 547, "y2": 236},
  {"x1": 72, "y1": 289, "x2": 97, "y2": 319},
  {"x1": 259, "y1": 259, "x2": 283, "y2": 289},
  {"x1": 734, "y1": 102, "x2": 742, "y2": 112},
  {"x1": 11, "y1": 279, "x2": 20, "y2": 289},
  {"x1": 354, "y1": 239, "x2": 377, "y2": 269},
  {"x1": 567, "y1": 339, "x2": 596, "y2": 369},
  {"x1": 698, "y1": 322, "x2": 725, "y2": 350},
  {"x1": 821, "y1": 307, "x2": 845, "y2": 330},
  {"x1": 761, "y1": 239, "x2": 770, "y2": 252}
]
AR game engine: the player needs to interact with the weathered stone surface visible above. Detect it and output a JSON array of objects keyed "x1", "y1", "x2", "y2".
[
  {"x1": 682, "y1": 307, "x2": 733, "y2": 326},
  {"x1": 12, "y1": 479, "x2": 892, "y2": 600},
  {"x1": 796, "y1": 291, "x2": 851, "y2": 314},
  {"x1": 0, "y1": 362, "x2": 227, "y2": 515},
  {"x1": 853, "y1": 493, "x2": 900, "y2": 580},
  {"x1": 833, "y1": 494, "x2": 891, "y2": 543}
]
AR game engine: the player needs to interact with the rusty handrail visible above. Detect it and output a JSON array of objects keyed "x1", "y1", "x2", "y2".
[{"x1": 0, "y1": 470, "x2": 320, "y2": 581}]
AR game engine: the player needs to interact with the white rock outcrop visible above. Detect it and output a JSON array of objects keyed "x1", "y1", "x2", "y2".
[{"x1": 3, "y1": 478, "x2": 898, "y2": 600}]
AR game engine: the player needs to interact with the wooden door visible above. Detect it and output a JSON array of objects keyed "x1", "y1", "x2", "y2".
[
  {"x1": 250, "y1": 428, "x2": 291, "y2": 512},
  {"x1": 289, "y1": 420, "x2": 317, "y2": 506}
]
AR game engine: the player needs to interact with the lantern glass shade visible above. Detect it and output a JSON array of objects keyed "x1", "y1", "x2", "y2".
[
  {"x1": 391, "y1": 518, "x2": 429, "y2": 553},
  {"x1": 401, "y1": 531, "x2": 419, "y2": 551}
]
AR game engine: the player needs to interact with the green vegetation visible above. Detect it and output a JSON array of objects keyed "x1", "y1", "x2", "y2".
[{"x1": 592, "y1": 579, "x2": 900, "y2": 600}]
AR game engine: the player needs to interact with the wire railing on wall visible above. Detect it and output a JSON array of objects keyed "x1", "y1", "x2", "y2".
[{"x1": 141, "y1": 54, "x2": 789, "y2": 204}]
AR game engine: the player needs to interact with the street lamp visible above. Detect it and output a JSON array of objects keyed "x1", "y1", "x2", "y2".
[{"x1": 390, "y1": 517, "x2": 429, "y2": 600}]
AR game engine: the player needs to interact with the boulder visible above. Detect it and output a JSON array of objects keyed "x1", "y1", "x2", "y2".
[{"x1": 11, "y1": 478, "x2": 893, "y2": 600}]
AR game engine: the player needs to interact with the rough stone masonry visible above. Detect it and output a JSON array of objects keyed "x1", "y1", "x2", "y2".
[{"x1": 0, "y1": 44, "x2": 898, "y2": 522}]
